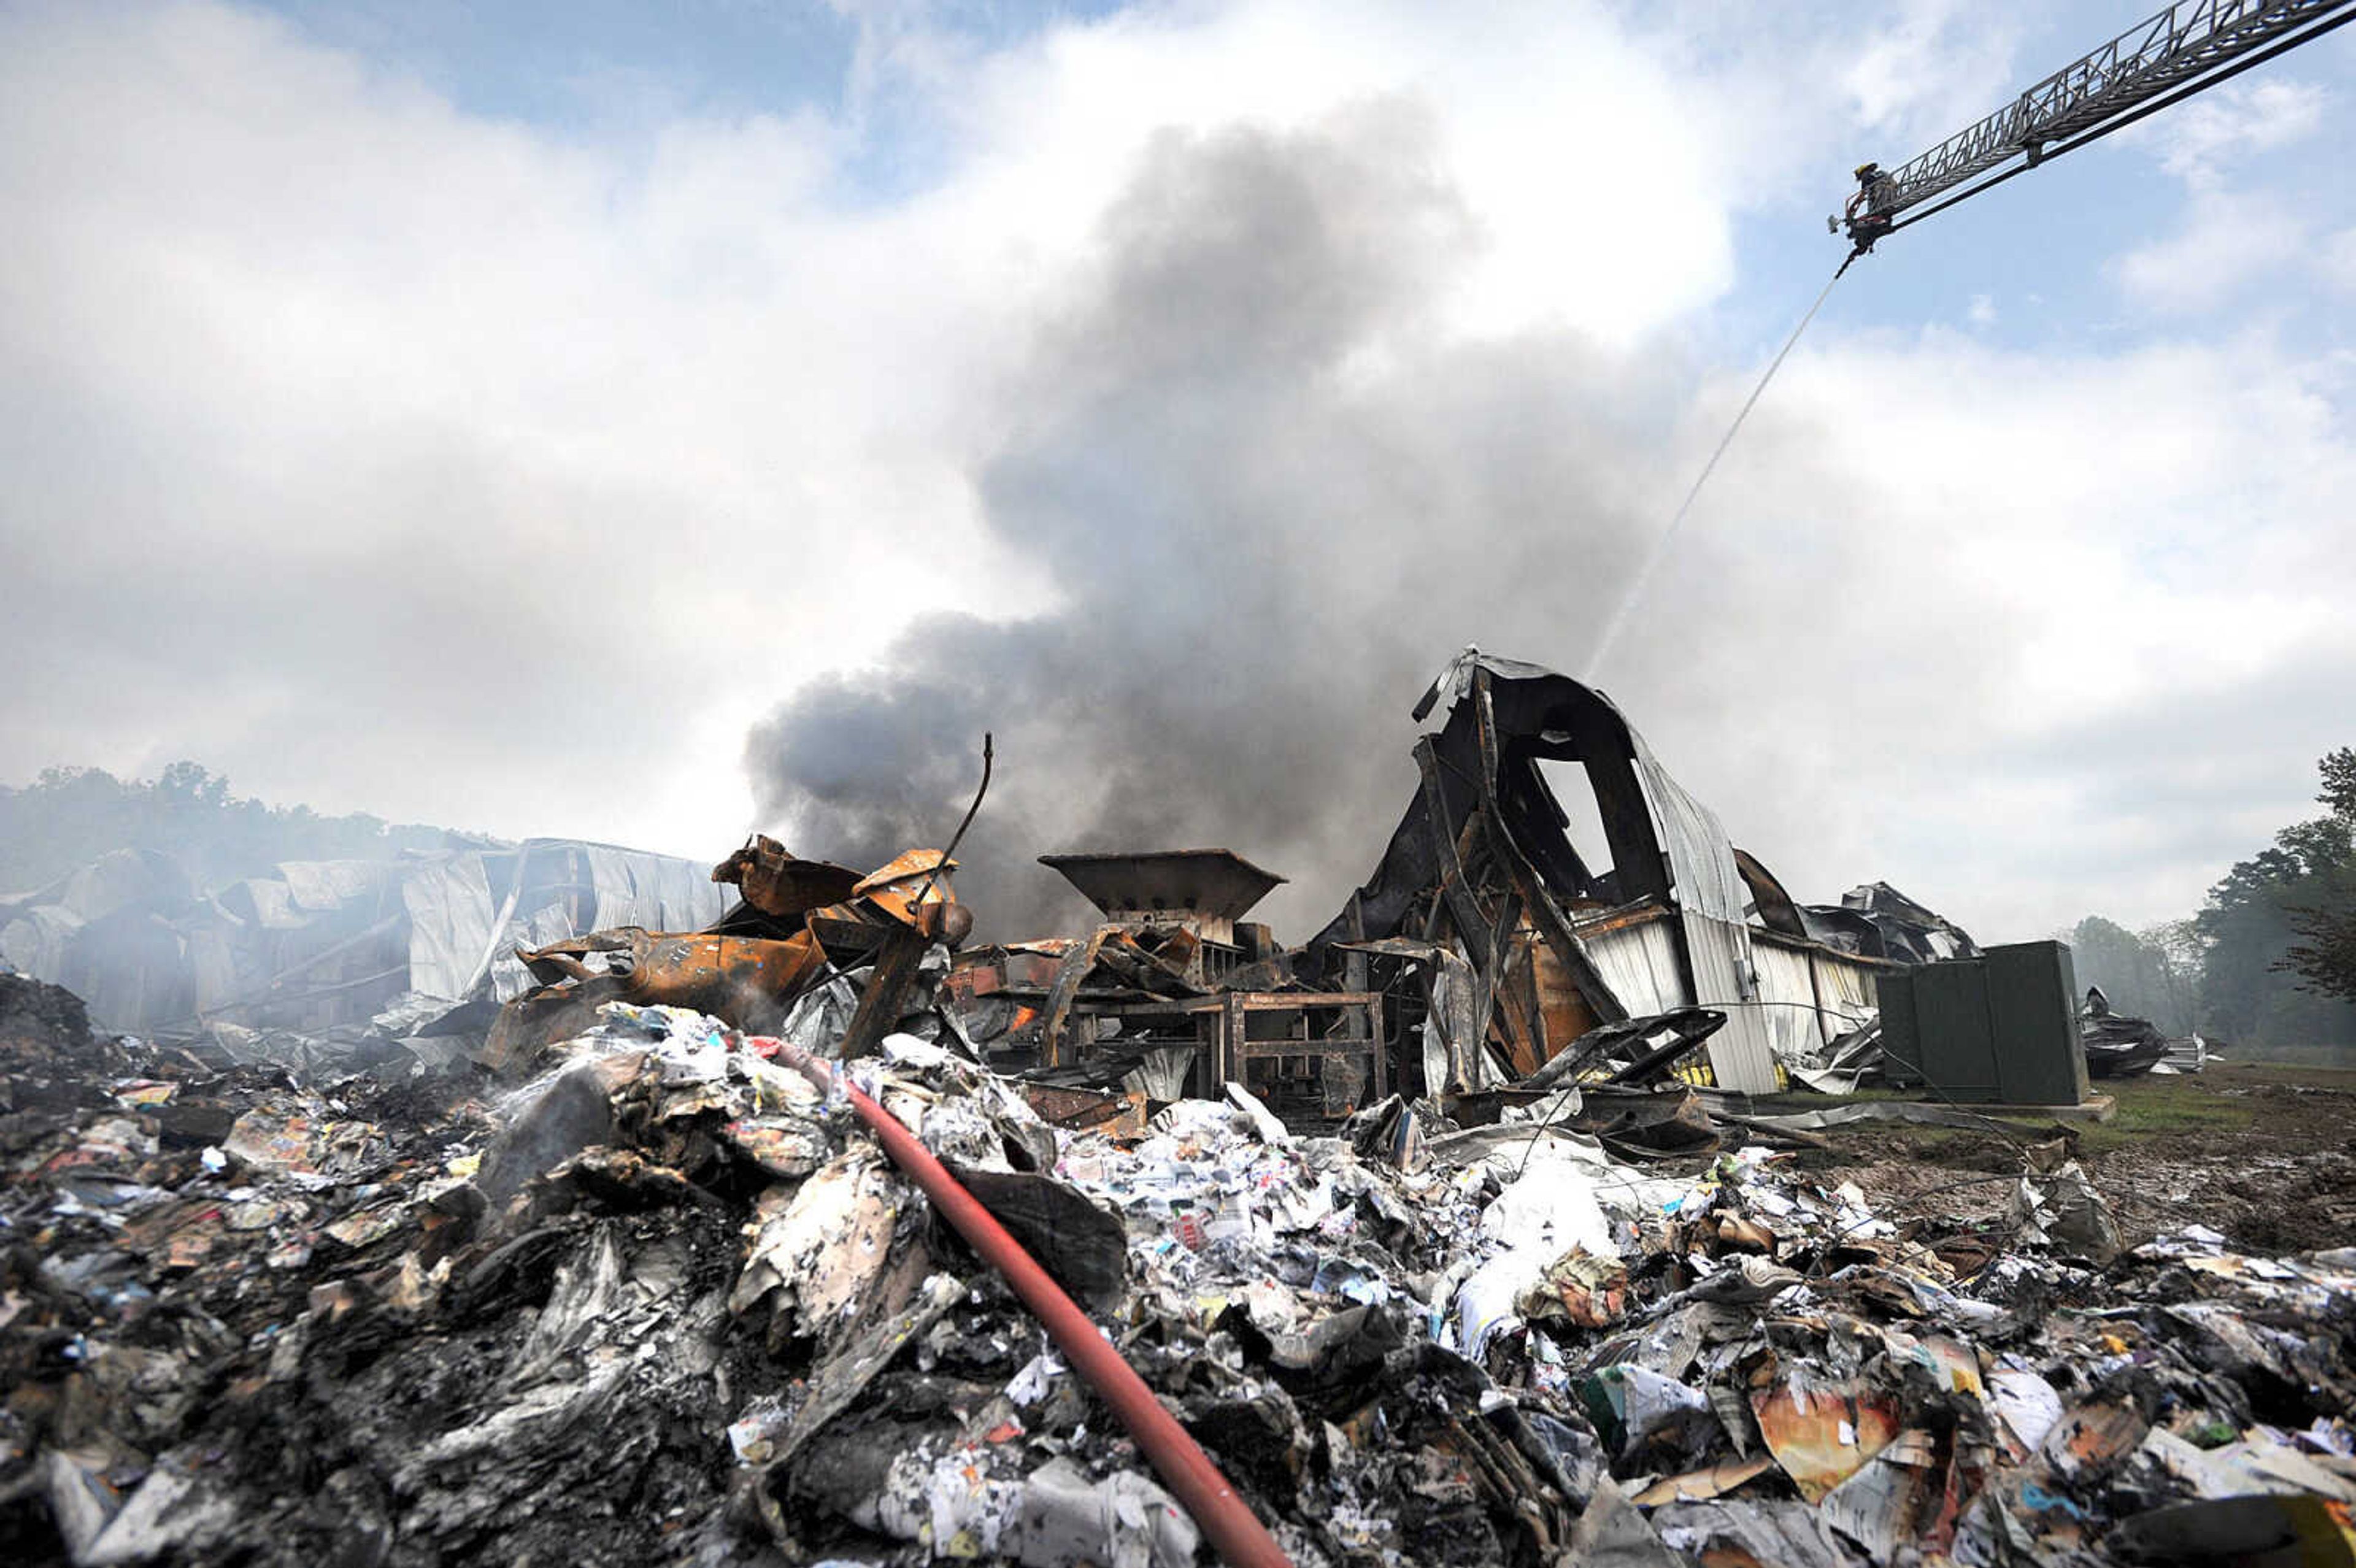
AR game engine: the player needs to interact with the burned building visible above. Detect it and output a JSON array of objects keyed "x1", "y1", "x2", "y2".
[
  {"x1": 1302, "y1": 650, "x2": 1923, "y2": 1096},
  {"x1": 945, "y1": 850, "x2": 1385, "y2": 1115},
  {"x1": 16, "y1": 668, "x2": 2331, "y2": 1568},
  {"x1": 0, "y1": 838, "x2": 725, "y2": 1055},
  {"x1": 932, "y1": 652, "x2": 1949, "y2": 1109}
]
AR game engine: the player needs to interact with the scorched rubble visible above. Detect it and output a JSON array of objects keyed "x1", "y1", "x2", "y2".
[{"x1": 4, "y1": 962, "x2": 2355, "y2": 1567}]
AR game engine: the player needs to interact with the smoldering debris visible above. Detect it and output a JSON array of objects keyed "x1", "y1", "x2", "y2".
[
  {"x1": 2080, "y1": 986, "x2": 2195, "y2": 1080},
  {"x1": 0, "y1": 836, "x2": 729, "y2": 1072},
  {"x1": 7, "y1": 907, "x2": 2356, "y2": 1562},
  {"x1": 7, "y1": 656, "x2": 2354, "y2": 1565}
]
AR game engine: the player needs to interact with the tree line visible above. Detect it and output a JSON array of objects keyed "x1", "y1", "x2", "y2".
[
  {"x1": 2064, "y1": 747, "x2": 2356, "y2": 1059},
  {"x1": 9, "y1": 754, "x2": 2354, "y2": 1060},
  {"x1": 0, "y1": 764, "x2": 469, "y2": 897}
]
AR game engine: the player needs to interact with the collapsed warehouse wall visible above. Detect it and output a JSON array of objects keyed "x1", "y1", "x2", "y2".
[
  {"x1": 0, "y1": 839, "x2": 725, "y2": 1042},
  {"x1": 1304, "y1": 651, "x2": 1922, "y2": 1095},
  {"x1": 928, "y1": 652, "x2": 1973, "y2": 1109}
]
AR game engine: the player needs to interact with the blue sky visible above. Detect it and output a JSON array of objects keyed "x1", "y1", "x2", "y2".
[
  {"x1": 244, "y1": 0, "x2": 2356, "y2": 357},
  {"x1": 250, "y1": 0, "x2": 1128, "y2": 198},
  {"x1": 253, "y1": 1, "x2": 863, "y2": 121},
  {"x1": 4, "y1": 0, "x2": 2353, "y2": 942}
]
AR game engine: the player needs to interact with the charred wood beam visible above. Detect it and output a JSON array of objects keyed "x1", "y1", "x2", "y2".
[
  {"x1": 1471, "y1": 888, "x2": 1542, "y2": 1076},
  {"x1": 1413, "y1": 740, "x2": 1498, "y2": 974},
  {"x1": 837, "y1": 925, "x2": 930, "y2": 1060}
]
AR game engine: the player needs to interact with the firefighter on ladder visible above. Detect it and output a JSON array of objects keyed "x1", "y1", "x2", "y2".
[{"x1": 1841, "y1": 162, "x2": 1896, "y2": 255}]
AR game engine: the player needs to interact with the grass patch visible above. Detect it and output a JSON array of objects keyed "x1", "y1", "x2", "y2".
[
  {"x1": 1758, "y1": 1073, "x2": 2266, "y2": 1162},
  {"x1": 1754, "y1": 1063, "x2": 2356, "y2": 1169},
  {"x1": 2075, "y1": 1079, "x2": 2253, "y2": 1154}
]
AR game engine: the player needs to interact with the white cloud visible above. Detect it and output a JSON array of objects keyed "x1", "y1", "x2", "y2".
[
  {"x1": 1838, "y1": 0, "x2": 2026, "y2": 139},
  {"x1": 2104, "y1": 75, "x2": 2341, "y2": 318},
  {"x1": 2147, "y1": 77, "x2": 2327, "y2": 188},
  {"x1": 2112, "y1": 191, "x2": 2306, "y2": 312},
  {"x1": 0, "y1": 0, "x2": 1766, "y2": 850},
  {"x1": 926, "y1": 0, "x2": 1746, "y2": 346},
  {"x1": 2, "y1": 0, "x2": 2349, "y2": 948},
  {"x1": 0, "y1": 1, "x2": 1017, "y2": 851},
  {"x1": 1966, "y1": 291, "x2": 1995, "y2": 326},
  {"x1": 2321, "y1": 225, "x2": 2356, "y2": 293},
  {"x1": 1626, "y1": 329, "x2": 2356, "y2": 937}
]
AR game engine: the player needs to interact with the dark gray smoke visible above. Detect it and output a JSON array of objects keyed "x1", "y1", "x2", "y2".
[{"x1": 747, "y1": 101, "x2": 1682, "y2": 938}]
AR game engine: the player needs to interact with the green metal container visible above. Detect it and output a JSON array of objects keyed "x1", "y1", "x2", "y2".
[{"x1": 1873, "y1": 940, "x2": 2087, "y2": 1105}]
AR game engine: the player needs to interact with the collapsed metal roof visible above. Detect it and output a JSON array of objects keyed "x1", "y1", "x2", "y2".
[{"x1": 1308, "y1": 649, "x2": 1930, "y2": 1094}]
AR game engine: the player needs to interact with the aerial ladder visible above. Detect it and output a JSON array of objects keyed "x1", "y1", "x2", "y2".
[
  {"x1": 1590, "y1": 0, "x2": 2356, "y2": 677},
  {"x1": 1835, "y1": 0, "x2": 2356, "y2": 268}
]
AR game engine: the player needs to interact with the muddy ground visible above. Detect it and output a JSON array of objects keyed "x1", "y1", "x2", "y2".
[{"x1": 1794, "y1": 1063, "x2": 2356, "y2": 1255}]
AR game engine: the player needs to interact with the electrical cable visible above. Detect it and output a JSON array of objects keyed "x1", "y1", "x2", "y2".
[{"x1": 910, "y1": 732, "x2": 992, "y2": 915}]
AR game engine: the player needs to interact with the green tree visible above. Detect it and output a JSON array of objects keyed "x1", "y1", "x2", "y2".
[
  {"x1": 2063, "y1": 915, "x2": 2196, "y2": 1034},
  {"x1": 2279, "y1": 747, "x2": 2356, "y2": 1004},
  {"x1": 2195, "y1": 747, "x2": 2356, "y2": 1050},
  {"x1": 2139, "y1": 918, "x2": 2204, "y2": 1035},
  {"x1": 0, "y1": 764, "x2": 471, "y2": 894}
]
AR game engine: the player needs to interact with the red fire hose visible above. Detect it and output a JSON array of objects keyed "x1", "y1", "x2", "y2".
[{"x1": 764, "y1": 1037, "x2": 1294, "y2": 1568}]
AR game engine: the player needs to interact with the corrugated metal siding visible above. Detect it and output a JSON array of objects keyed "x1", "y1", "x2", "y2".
[
  {"x1": 409, "y1": 843, "x2": 728, "y2": 1004},
  {"x1": 1745, "y1": 934, "x2": 1887, "y2": 1066},
  {"x1": 1617, "y1": 721, "x2": 1777, "y2": 1091},
  {"x1": 1812, "y1": 950, "x2": 1882, "y2": 1032},
  {"x1": 587, "y1": 845, "x2": 729, "y2": 935},
  {"x1": 402, "y1": 855, "x2": 499, "y2": 1003},
  {"x1": 1623, "y1": 729, "x2": 1750, "y2": 925},
  {"x1": 277, "y1": 860, "x2": 398, "y2": 914},
  {"x1": 0, "y1": 905, "x2": 83, "y2": 982},
  {"x1": 1582, "y1": 913, "x2": 1687, "y2": 1016},
  {"x1": 1752, "y1": 938, "x2": 1825, "y2": 1063},
  {"x1": 483, "y1": 906, "x2": 575, "y2": 1002},
  {"x1": 1680, "y1": 913, "x2": 1779, "y2": 1092}
]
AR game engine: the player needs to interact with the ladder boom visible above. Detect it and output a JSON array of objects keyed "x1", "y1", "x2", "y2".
[{"x1": 1842, "y1": 0, "x2": 2356, "y2": 246}]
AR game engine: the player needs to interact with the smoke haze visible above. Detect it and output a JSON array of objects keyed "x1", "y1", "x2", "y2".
[
  {"x1": 748, "y1": 104, "x2": 1681, "y2": 937},
  {"x1": 7, "y1": 2, "x2": 2354, "y2": 950}
]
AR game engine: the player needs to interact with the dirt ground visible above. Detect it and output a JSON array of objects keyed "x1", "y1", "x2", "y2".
[{"x1": 1786, "y1": 1063, "x2": 2356, "y2": 1256}]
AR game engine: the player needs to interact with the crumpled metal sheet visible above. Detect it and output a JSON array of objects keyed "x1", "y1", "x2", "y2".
[{"x1": 710, "y1": 835, "x2": 863, "y2": 920}]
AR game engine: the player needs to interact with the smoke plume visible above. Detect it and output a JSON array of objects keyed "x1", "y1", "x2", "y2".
[{"x1": 746, "y1": 101, "x2": 1679, "y2": 938}]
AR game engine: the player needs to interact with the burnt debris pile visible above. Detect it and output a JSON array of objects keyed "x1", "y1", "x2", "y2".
[
  {"x1": 4, "y1": 653, "x2": 2351, "y2": 1565},
  {"x1": 7, "y1": 929, "x2": 2356, "y2": 1567}
]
